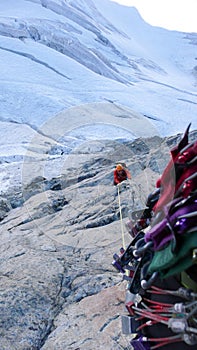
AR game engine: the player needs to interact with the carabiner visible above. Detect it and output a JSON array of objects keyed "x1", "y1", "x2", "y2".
[
  {"x1": 141, "y1": 272, "x2": 159, "y2": 290},
  {"x1": 133, "y1": 241, "x2": 153, "y2": 258}
]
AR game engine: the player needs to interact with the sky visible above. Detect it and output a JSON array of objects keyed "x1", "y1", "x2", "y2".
[{"x1": 112, "y1": 0, "x2": 197, "y2": 33}]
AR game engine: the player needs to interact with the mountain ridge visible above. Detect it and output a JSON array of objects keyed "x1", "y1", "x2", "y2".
[{"x1": 0, "y1": 0, "x2": 196, "y2": 137}]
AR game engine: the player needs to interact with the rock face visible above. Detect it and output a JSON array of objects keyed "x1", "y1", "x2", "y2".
[{"x1": 0, "y1": 131, "x2": 196, "y2": 349}]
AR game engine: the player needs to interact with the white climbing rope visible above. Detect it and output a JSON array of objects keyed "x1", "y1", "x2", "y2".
[{"x1": 117, "y1": 183, "x2": 126, "y2": 250}]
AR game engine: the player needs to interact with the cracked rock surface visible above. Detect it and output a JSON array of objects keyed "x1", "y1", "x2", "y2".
[{"x1": 1, "y1": 131, "x2": 196, "y2": 349}]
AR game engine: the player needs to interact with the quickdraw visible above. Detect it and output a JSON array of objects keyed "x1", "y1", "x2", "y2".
[{"x1": 112, "y1": 124, "x2": 197, "y2": 349}]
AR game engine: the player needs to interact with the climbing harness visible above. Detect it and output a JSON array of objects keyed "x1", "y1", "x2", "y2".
[{"x1": 112, "y1": 124, "x2": 197, "y2": 349}]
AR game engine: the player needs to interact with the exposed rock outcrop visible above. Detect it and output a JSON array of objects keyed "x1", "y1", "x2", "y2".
[{"x1": 0, "y1": 131, "x2": 196, "y2": 349}]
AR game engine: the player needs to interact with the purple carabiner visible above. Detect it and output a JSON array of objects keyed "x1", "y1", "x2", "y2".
[{"x1": 131, "y1": 336, "x2": 150, "y2": 350}]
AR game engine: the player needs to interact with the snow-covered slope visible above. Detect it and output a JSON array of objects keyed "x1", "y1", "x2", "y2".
[
  {"x1": 0, "y1": 0, "x2": 197, "y2": 197},
  {"x1": 0, "y1": 0, "x2": 196, "y2": 135}
]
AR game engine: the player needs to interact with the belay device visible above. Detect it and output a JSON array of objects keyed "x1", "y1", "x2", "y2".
[{"x1": 112, "y1": 124, "x2": 197, "y2": 349}]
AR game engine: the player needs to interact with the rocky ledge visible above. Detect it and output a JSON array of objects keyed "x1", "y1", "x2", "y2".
[{"x1": 0, "y1": 130, "x2": 196, "y2": 350}]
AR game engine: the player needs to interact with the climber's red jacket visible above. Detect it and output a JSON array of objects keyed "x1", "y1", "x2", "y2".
[{"x1": 113, "y1": 168, "x2": 131, "y2": 185}]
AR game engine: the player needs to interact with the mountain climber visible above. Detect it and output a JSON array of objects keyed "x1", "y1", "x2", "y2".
[{"x1": 113, "y1": 163, "x2": 131, "y2": 186}]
